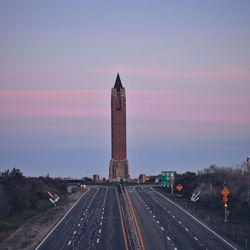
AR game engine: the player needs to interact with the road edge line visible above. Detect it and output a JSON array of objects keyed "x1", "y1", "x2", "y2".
[
  {"x1": 34, "y1": 188, "x2": 90, "y2": 250},
  {"x1": 153, "y1": 188, "x2": 238, "y2": 250}
]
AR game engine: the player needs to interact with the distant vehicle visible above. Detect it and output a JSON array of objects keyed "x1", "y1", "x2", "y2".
[{"x1": 81, "y1": 184, "x2": 87, "y2": 190}]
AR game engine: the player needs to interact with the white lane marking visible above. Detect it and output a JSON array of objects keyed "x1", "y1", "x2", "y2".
[
  {"x1": 178, "y1": 221, "x2": 182, "y2": 224},
  {"x1": 167, "y1": 211, "x2": 170, "y2": 213},
  {"x1": 78, "y1": 224, "x2": 80, "y2": 227},
  {"x1": 153, "y1": 215, "x2": 155, "y2": 218},
  {"x1": 167, "y1": 236, "x2": 171, "y2": 241},
  {"x1": 73, "y1": 231, "x2": 76, "y2": 234},
  {"x1": 35, "y1": 189, "x2": 90, "y2": 250},
  {"x1": 161, "y1": 226, "x2": 164, "y2": 231},
  {"x1": 100, "y1": 222, "x2": 102, "y2": 225},
  {"x1": 101, "y1": 216, "x2": 103, "y2": 219},
  {"x1": 68, "y1": 241, "x2": 72, "y2": 246},
  {"x1": 194, "y1": 237, "x2": 198, "y2": 241},
  {"x1": 172, "y1": 215, "x2": 176, "y2": 218},
  {"x1": 99, "y1": 229, "x2": 102, "y2": 233},
  {"x1": 174, "y1": 248, "x2": 178, "y2": 250},
  {"x1": 81, "y1": 218, "x2": 83, "y2": 220},
  {"x1": 157, "y1": 220, "x2": 160, "y2": 224},
  {"x1": 185, "y1": 227, "x2": 189, "y2": 232},
  {"x1": 153, "y1": 188, "x2": 238, "y2": 250}
]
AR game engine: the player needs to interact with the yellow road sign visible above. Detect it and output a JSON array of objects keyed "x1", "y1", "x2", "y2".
[
  {"x1": 176, "y1": 184, "x2": 183, "y2": 192},
  {"x1": 221, "y1": 187, "x2": 230, "y2": 196}
]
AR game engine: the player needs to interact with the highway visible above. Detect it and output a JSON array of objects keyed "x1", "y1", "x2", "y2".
[
  {"x1": 127, "y1": 186, "x2": 237, "y2": 250},
  {"x1": 36, "y1": 186, "x2": 126, "y2": 250},
  {"x1": 36, "y1": 185, "x2": 238, "y2": 250}
]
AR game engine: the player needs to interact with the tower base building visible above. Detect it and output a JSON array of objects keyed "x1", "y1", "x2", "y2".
[{"x1": 109, "y1": 159, "x2": 130, "y2": 182}]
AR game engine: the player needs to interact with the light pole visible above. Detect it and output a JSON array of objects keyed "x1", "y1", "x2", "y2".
[{"x1": 224, "y1": 202, "x2": 228, "y2": 223}]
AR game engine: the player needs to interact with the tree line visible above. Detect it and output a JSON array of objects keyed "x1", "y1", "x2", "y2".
[
  {"x1": 0, "y1": 168, "x2": 66, "y2": 221},
  {"x1": 174, "y1": 163, "x2": 250, "y2": 218}
]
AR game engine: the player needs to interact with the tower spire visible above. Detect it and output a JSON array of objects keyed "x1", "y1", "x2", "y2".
[{"x1": 114, "y1": 73, "x2": 123, "y2": 91}]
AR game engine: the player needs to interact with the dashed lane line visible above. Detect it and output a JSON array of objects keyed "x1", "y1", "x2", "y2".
[
  {"x1": 153, "y1": 188, "x2": 238, "y2": 250},
  {"x1": 35, "y1": 188, "x2": 90, "y2": 250}
]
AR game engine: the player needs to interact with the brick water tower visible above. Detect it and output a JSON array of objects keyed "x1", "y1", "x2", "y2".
[{"x1": 108, "y1": 74, "x2": 130, "y2": 182}]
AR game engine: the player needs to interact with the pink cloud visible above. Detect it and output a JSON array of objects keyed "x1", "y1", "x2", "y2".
[
  {"x1": 0, "y1": 90, "x2": 249, "y2": 124},
  {"x1": 0, "y1": 90, "x2": 110, "y2": 118},
  {"x1": 0, "y1": 90, "x2": 249, "y2": 138},
  {"x1": 127, "y1": 90, "x2": 250, "y2": 125}
]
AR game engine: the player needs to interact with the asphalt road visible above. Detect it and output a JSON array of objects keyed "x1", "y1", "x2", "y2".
[
  {"x1": 127, "y1": 186, "x2": 237, "y2": 250},
  {"x1": 36, "y1": 186, "x2": 126, "y2": 250}
]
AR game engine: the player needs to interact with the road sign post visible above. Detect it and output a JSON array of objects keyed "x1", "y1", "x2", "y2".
[
  {"x1": 161, "y1": 171, "x2": 176, "y2": 194},
  {"x1": 170, "y1": 178, "x2": 174, "y2": 195},
  {"x1": 221, "y1": 186, "x2": 230, "y2": 223},
  {"x1": 176, "y1": 184, "x2": 183, "y2": 197}
]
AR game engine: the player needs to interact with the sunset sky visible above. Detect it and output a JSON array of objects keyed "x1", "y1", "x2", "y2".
[{"x1": 0, "y1": 1, "x2": 249, "y2": 178}]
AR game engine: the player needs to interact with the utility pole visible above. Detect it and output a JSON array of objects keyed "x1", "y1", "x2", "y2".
[
  {"x1": 247, "y1": 157, "x2": 250, "y2": 207},
  {"x1": 66, "y1": 180, "x2": 69, "y2": 206}
]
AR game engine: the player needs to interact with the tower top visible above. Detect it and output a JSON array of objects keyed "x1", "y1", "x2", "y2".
[{"x1": 114, "y1": 73, "x2": 124, "y2": 91}]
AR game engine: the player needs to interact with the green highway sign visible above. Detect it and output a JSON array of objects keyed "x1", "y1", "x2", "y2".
[{"x1": 161, "y1": 171, "x2": 176, "y2": 186}]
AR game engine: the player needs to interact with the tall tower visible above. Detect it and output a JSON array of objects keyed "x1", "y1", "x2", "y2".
[{"x1": 109, "y1": 74, "x2": 130, "y2": 182}]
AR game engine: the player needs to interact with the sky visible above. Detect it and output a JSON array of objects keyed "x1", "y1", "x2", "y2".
[{"x1": 0, "y1": 0, "x2": 249, "y2": 178}]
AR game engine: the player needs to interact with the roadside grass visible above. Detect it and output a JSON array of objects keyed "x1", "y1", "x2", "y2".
[
  {"x1": 154, "y1": 186, "x2": 250, "y2": 250},
  {"x1": 0, "y1": 196, "x2": 67, "y2": 242}
]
